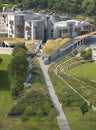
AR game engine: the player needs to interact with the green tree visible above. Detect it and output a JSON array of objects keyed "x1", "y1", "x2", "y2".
[
  {"x1": 8, "y1": 44, "x2": 28, "y2": 98},
  {"x1": 20, "y1": 113, "x2": 29, "y2": 123},
  {"x1": 80, "y1": 50, "x2": 87, "y2": 57},
  {"x1": 87, "y1": 48, "x2": 92, "y2": 59},
  {"x1": 72, "y1": 49, "x2": 78, "y2": 56},
  {"x1": 36, "y1": 108, "x2": 44, "y2": 117},
  {"x1": 0, "y1": 57, "x2": 2, "y2": 63},
  {"x1": 80, "y1": 49, "x2": 92, "y2": 60},
  {"x1": 24, "y1": 106, "x2": 36, "y2": 116},
  {"x1": 8, "y1": 54, "x2": 28, "y2": 82},
  {"x1": 80, "y1": 102, "x2": 89, "y2": 116},
  {"x1": 10, "y1": 80, "x2": 23, "y2": 99},
  {"x1": 12, "y1": 44, "x2": 26, "y2": 56},
  {"x1": 20, "y1": 106, "x2": 36, "y2": 122}
]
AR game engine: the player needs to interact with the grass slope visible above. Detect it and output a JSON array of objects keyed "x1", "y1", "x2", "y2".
[
  {"x1": 48, "y1": 60, "x2": 96, "y2": 130},
  {"x1": 68, "y1": 62, "x2": 96, "y2": 80},
  {"x1": 42, "y1": 38, "x2": 71, "y2": 55}
]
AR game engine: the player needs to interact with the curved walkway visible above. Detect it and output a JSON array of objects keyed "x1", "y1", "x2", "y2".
[{"x1": 38, "y1": 57, "x2": 70, "y2": 130}]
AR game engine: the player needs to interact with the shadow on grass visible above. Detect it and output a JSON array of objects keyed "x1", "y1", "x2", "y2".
[{"x1": 0, "y1": 70, "x2": 10, "y2": 91}]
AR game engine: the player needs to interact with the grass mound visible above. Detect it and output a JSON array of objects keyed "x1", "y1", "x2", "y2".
[{"x1": 42, "y1": 38, "x2": 71, "y2": 55}]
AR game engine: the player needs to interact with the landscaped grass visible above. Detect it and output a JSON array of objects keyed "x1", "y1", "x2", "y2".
[
  {"x1": 0, "y1": 38, "x2": 24, "y2": 44},
  {"x1": 0, "y1": 55, "x2": 59, "y2": 130},
  {"x1": 55, "y1": 55, "x2": 96, "y2": 106},
  {"x1": 48, "y1": 59, "x2": 96, "y2": 130},
  {"x1": 42, "y1": 38, "x2": 71, "y2": 55},
  {"x1": 64, "y1": 107, "x2": 96, "y2": 130},
  {"x1": 68, "y1": 62, "x2": 96, "y2": 80},
  {"x1": 0, "y1": 54, "x2": 24, "y2": 130},
  {"x1": 25, "y1": 40, "x2": 39, "y2": 50}
]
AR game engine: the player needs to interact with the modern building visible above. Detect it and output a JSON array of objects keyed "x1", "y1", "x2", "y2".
[
  {"x1": 8, "y1": 12, "x2": 33, "y2": 38},
  {"x1": 92, "y1": 46, "x2": 96, "y2": 62},
  {"x1": 0, "y1": 10, "x2": 93, "y2": 41},
  {"x1": 0, "y1": 12, "x2": 9, "y2": 37},
  {"x1": 48, "y1": 18, "x2": 92, "y2": 39}
]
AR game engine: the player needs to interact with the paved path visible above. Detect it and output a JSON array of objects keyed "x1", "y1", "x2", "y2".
[
  {"x1": 38, "y1": 57, "x2": 70, "y2": 130},
  {"x1": 0, "y1": 47, "x2": 13, "y2": 54}
]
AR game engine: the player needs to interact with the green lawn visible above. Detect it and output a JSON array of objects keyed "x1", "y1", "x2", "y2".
[
  {"x1": 64, "y1": 107, "x2": 96, "y2": 130},
  {"x1": 55, "y1": 56, "x2": 96, "y2": 106},
  {"x1": 48, "y1": 63, "x2": 96, "y2": 130},
  {"x1": 0, "y1": 54, "x2": 59, "y2": 130},
  {"x1": 68, "y1": 62, "x2": 96, "y2": 80}
]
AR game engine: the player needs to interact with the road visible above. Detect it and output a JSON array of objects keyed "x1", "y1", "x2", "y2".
[{"x1": 38, "y1": 57, "x2": 70, "y2": 130}]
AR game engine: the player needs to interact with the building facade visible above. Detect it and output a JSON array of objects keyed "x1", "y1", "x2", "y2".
[
  {"x1": 25, "y1": 19, "x2": 44, "y2": 40},
  {"x1": 0, "y1": 13, "x2": 8, "y2": 37},
  {"x1": 48, "y1": 19, "x2": 92, "y2": 39},
  {"x1": 0, "y1": 10, "x2": 93, "y2": 41}
]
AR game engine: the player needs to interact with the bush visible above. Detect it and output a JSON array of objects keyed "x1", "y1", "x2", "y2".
[
  {"x1": 0, "y1": 57, "x2": 2, "y2": 63},
  {"x1": 8, "y1": 91, "x2": 54, "y2": 116},
  {"x1": 72, "y1": 49, "x2": 78, "y2": 56},
  {"x1": 8, "y1": 44, "x2": 28, "y2": 98},
  {"x1": 80, "y1": 49, "x2": 92, "y2": 60}
]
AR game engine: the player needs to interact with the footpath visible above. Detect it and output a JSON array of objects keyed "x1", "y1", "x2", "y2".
[
  {"x1": 38, "y1": 57, "x2": 70, "y2": 130},
  {"x1": 0, "y1": 47, "x2": 13, "y2": 54}
]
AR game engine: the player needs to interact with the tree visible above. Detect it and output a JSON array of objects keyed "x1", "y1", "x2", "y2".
[
  {"x1": 8, "y1": 44, "x2": 28, "y2": 98},
  {"x1": 20, "y1": 113, "x2": 29, "y2": 123},
  {"x1": 87, "y1": 48, "x2": 92, "y2": 59},
  {"x1": 80, "y1": 102, "x2": 89, "y2": 116},
  {"x1": 24, "y1": 106, "x2": 36, "y2": 116},
  {"x1": 10, "y1": 79, "x2": 24, "y2": 99},
  {"x1": 80, "y1": 50, "x2": 87, "y2": 57},
  {"x1": 72, "y1": 49, "x2": 78, "y2": 56},
  {"x1": 12, "y1": 44, "x2": 26, "y2": 56},
  {"x1": 20, "y1": 106, "x2": 36, "y2": 122},
  {"x1": 36, "y1": 108, "x2": 44, "y2": 117},
  {"x1": 8, "y1": 54, "x2": 28, "y2": 82},
  {"x1": 0, "y1": 57, "x2": 2, "y2": 63},
  {"x1": 80, "y1": 49, "x2": 92, "y2": 60}
]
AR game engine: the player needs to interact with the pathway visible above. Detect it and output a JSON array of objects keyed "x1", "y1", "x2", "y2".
[
  {"x1": 38, "y1": 57, "x2": 70, "y2": 130},
  {"x1": 0, "y1": 47, "x2": 13, "y2": 54}
]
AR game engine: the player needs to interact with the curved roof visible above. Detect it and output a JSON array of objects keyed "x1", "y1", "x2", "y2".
[{"x1": 54, "y1": 20, "x2": 90, "y2": 28}]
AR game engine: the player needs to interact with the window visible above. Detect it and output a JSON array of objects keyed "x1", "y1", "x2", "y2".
[
  {"x1": 28, "y1": 37, "x2": 31, "y2": 40},
  {"x1": 75, "y1": 28, "x2": 81, "y2": 32},
  {"x1": 58, "y1": 29, "x2": 61, "y2": 37},
  {"x1": 27, "y1": 31, "x2": 31, "y2": 36},
  {"x1": 83, "y1": 25, "x2": 90, "y2": 30},
  {"x1": 9, "y1": 35, "x2": 12, "y2": 38},
  {"x1": 62, "y1": 29, "x2": 68, "y2": 33},
  {"x1": 51, "y1": 29, "x2": 53, "y2": 37},
  {"x1": 9, "y1": 20, "x2": 13, "y2": 24}
]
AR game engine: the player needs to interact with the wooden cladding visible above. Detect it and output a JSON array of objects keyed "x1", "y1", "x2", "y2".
[
  {"x1": 75, "y1": 27, "x2": 81, "y2": 32},
  {"x1": 83, "y1": 25, "x2": 90, "y2": 29},
  {"x1": 62, "y1": 29, "x2": 68, "y2": 33}
]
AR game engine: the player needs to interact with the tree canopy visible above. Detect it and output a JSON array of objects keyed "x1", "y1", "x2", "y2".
[
  {"x1": 1, "y1": 0, "x2": 96, "y2": 16},
  {"x1": 8, "y1": 44, "x2": 28, "y2": 98},
  {"x1": 0, "y1": 0, "x2": 96, "y2": 15},
  {"x1": 0, "y1": 57, "x2": 2, "y2": 64}
]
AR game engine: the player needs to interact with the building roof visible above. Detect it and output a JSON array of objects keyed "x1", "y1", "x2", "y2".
[
  {"x1": 54, "y1": 20, "x2": 90, "y2": 28},
  {"x1": 0, "y1": 38, "x2": 24, "y2": 44},
  {"x1": 76, "y1": 31, "x2": 96, "y2": 39}
]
